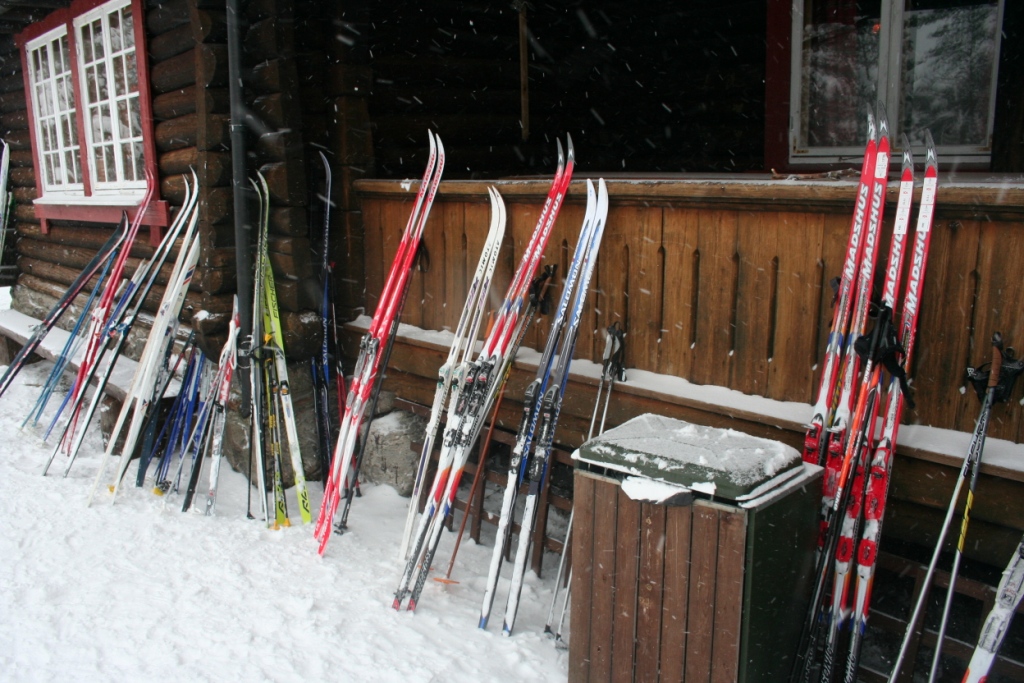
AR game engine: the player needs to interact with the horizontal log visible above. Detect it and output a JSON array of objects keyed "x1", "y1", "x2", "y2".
[
  {"x1": 281, "y1": 308, "x2": 322, "y2": 360},
  {"x1": 155, "y1": 113, "x2": 229, "y2": 152},
  {"x1": 150, "y1": 49, "x2": 195, "y2": 94},
  {"x1": 268, "y1": 235, "x2": 310, "y2": 257},
  {"x1": 256, "y1": 129, "x2": 302, "y2": 164},
  {"x1": 152, "y1": 86, "x2": 230, "y2": 121},
  {"x1": 273, "y1": 277, "x2": 320, "y2": 313},
  {"x1": 17, "y1": 222, "x2": 165, "y2": 260},
  {"x1": 9, "y1": 166, "x2": 34, "y2": 187},
  {"x1": 244, "y1": 16, "x2": 294, "y2": 58},
  {"x1": 159, "y1": 150, "x2": 230, "y2": 188},
  {"x1": 146, "y1": 0, "x2": 189, "y2": 36},
  {"x1": 249, "y1": 58, "x2": 298, "y2": 94},
  {"x1": 1, "y1": 108, "x2": 27, "y2": 130},
  {"x1": 9, "y1": 149, "x2": 33, "y2": 167},
  {"x1": 192, "y1": 264, "x2": 235, "y2": 295},
  {"x1": 259, "y1": 161, "x2": 307, "y2": 207},
  {"x1": 0, "y1": 72, "x2": 23, "y2": 94},
  {"x1": 268, "y1": 206, "x2": 307, "y2": 237},
  {"x1": 3, "y1": 127, "x2": 30, "y2": 150},
  {"x1": 252, "y1": 92, "x2": 300, "y2": 131},
  {"x1": 11, "y1": 186, "x2": 36, "y2": 204},
  {"x1": 193, "y1": 8, "x2": 229, "y2": 44},
  {"x1": 14, "y1": 203, "x2": 36, "y2": 223},
  {"x1": 16, "y1": 239, "x2": 177, "y2": 287},
  {"x1": 149, "y1": 22, "x2": 193, "y2": 63},
  {"x1": 269, "y1": 246, "x2": 313, "y2": 281},
  {"x1": 0, "y1": 89, "x2": 25, "y2": 114}
]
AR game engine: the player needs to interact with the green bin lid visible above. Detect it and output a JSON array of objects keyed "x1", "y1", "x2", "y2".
[{"x1": 576, "y1": 413, "x2": 802, "y2": 502}]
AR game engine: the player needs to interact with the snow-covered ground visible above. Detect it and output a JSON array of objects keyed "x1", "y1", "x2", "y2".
[{"x1": 0, "y1": 290, "x2": 569, "y2": 683}]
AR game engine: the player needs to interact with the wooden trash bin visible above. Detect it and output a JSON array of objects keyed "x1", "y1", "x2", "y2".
[{"x1": 569, "y1": 414, "x2": 822, "y2": 683}]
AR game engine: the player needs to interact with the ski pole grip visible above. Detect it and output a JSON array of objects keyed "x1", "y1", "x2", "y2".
[{"x1": 990, "y1": 332, "x2": 1004, "y2": 389}]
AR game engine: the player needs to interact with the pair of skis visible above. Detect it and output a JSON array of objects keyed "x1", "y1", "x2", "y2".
[
  {"x1": 392, "y1": 136, "x2": 575, "y2": 612},
  {"x1": 397, "y1": 185, "x2": 508, "y2": 559},
  {"x1": 249, "y1": 171, "x2": 311, "y2": 528},
  {"x1": 793, "y1": 114, "x2": 941, "y2": 682},
  {"x1": 480, "y1": 178, "x2": 608, "y2": 636},
  {"x1": 315, "y1": 131, "x2": 445, "y2": 550}
]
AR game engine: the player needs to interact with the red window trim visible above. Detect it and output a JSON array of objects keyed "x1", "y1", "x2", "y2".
[{"x1": 16, "y1": 0, "x2": 168, "y2": 245}]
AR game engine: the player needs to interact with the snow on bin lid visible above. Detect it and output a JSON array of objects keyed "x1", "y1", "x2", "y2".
[{"x1": 575, "y1": 413, "x2": 802, "y2": 502}]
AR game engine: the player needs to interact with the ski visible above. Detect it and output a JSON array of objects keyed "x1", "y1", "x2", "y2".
[
  {"x1": 203, "y1": 296, "x2": 240, "y2": 516},
  {"x1": 803, "y1": 113, "x2": 877, "y2": 466},
  {"x1": 311, "y1": 150, "x2": 334, "y2": 484},
  {"x1": 501, "y1": 178, "x2": 608, "y2": 636},
  {"x1": 254, "y1": 171, "x2": 312, "y2": 524},
  {"x1": 398, "y1": 185, "x2": 507, "y2": 559},
  {"x1": 886, "y1": 334, "x2": 1024, "y2": 682},
  {"x1": 842, "y1": 132, "x2": 938, "y2": 683},
  {"x1": 961, "y1": 534, "x2": 1024, "y2": 683},
  {"x1": 393, "y1": 135, "x2": 573, "y2": 610},
  {"x1": 316, "y1": 131, "x2": 445, "y2": 553}
]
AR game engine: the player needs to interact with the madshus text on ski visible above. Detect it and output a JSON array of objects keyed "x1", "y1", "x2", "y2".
[{"x1": 789, "y1": 104, "x2": 1024, "y2": 683}]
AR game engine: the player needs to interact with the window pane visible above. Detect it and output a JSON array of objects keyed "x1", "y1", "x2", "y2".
[
  {"x1": 900, "y1": 1, "x2": 1001, "y2": 146},
  {"x1": 122, "y1": 8, "x2": 134, "y2": 49},
  {"x1": 82, "y1": 23, "x2": 93, "y2": 63},
  {"x1": 114, "y1": 56, "x2": 125, "y2": 97},
  {"x1": 91, "y1": 19, "x2": 104, "y2": 60},
  {"x1": 110, "y1": 8, "x2": 122, "y2": 52},
  {"x1": 798, "y1": 0, "x2": 881, "y2": 148}
]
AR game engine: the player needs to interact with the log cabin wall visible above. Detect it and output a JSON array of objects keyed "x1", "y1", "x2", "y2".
[{"x1": 354, "y1": 177, "x2": 1024, "y2": 568}]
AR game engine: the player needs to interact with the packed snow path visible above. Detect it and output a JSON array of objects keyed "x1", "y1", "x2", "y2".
[{"x1": 0, "y1": 360, "x2": 568, "y2": 682}]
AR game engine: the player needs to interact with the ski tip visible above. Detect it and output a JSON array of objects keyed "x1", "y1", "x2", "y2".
[
  {"x1": 555, "y1": 138, "x2": 564, "y2": 171},
  {"x1": 876, "y1": 101, "x2": 889, "y2": 138},
  {"x1": 281, "y1": 518, "x2": 292, "y2": 527},
  {"x1": 501, "y1": 625, "x2": 512, "y2": 637},
  {"x1": 406, "y1": 599, "x2": 417, "y2": 613},
  {"x1": 565, "y1": 134, "x2": 575, "y2": 164},
  {"x1": 866, "y1": 111, "x2": 876, "y2": 142},
  {"x1": 900, "y1": 134, "x2": 914, "y2": 169},
  {"x1": 392, "y1": 598, "x2": 402, "y2": 611},
  {"x1": 478, "y1": 617, "x2": 488, "y2": 630},
  {"x1": 924, "y1": 129, "x2": 937, "y2": 166}
]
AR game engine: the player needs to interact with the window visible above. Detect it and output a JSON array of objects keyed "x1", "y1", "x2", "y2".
[
  {"x1": 788, "y1": 0, "x2": 1005, "y2": 165},
  {"x1": 18, "y1": 0, "x2": 166, "y2": 230}
]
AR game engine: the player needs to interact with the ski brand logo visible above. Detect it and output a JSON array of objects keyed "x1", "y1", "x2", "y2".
[
  {"x1": 842, "y1": 186, "x2": 870, "y2": 281},
  {"x1": 903, "y1": 233, "x2": 927, "y2": 318},
  {"x1": 874, "y1": 152, "x2": 889, "y2": 178},
  {"x1": 918, "y1": 177, "x2": 937, "y2": 234}
]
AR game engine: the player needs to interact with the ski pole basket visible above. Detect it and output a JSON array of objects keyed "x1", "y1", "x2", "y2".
[{"x1": 571, "y1": 413, "x2": 821, "y2": 683}]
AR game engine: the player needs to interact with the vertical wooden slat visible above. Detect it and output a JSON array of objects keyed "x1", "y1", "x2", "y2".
[
  {"x1": 635, "y1": 502, "x2": 668, "y2": 683},
  {"x1": 767, "y1": 211, "x2": 825, "y2": 403},
  {"x1": 659, "y1": 207, "x2": 700, "y2": 379},
  {"x1": 569, "y1": 473, "x2": 596, "y2": 683},
  {"x1": 611, "y1": 485, "x2": 642, "y2": 682},
  {"x1": 598, "y1": 205, "x2": 632, "y2": 361},
  {"x1": 618, "y1": 205, "x2": 664, "y2": 373},
  {"x1": 711, "y1": 509, "x2": 746, "y2": 683},
  {"x1": 692, "y1": 210, "x2": 739, "y2": 387},
  {"x1": 411, "y1": 201, "x2": 449, "y2": 331},
  {"x1": 685, "y1": 504, "x2": 721, "y2": 683},
  {"x1": 961, "y1": 219, "x2": 1024, "y2": 440},
  {"x1": 731, "y1": 210, "x2": 777, "y2": 396},
  {"x1": 362, "y1": 198, "x2": 385, "y2": 316},
  {"x1": 588, "y1": 478, "x2": 619, "y2": 681},
  {"x1": 909, "y1": 216, "x2": 980, "y2": 432},
  {"x1": 659, "y1": 504, "x2": 693, "y2": 683},
  {"x1": 811, "y1": 211, "x2": 852, "y2": 395}
]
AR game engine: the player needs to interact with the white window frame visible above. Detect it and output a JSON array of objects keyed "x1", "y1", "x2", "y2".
[
  {"x1": 25, "y1": 25, "x2": 83, "y2": 199},
  {"x1": 73, "y1": 0, "x2": 146, "y2": 197},
  {"x1": 788, "y1": 0, "x2": 1006, "y2": 166}
]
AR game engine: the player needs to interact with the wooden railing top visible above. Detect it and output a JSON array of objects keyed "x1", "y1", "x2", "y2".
[{"x1": 355, "y1": 175, "x2": 1024, "y2": 218}]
